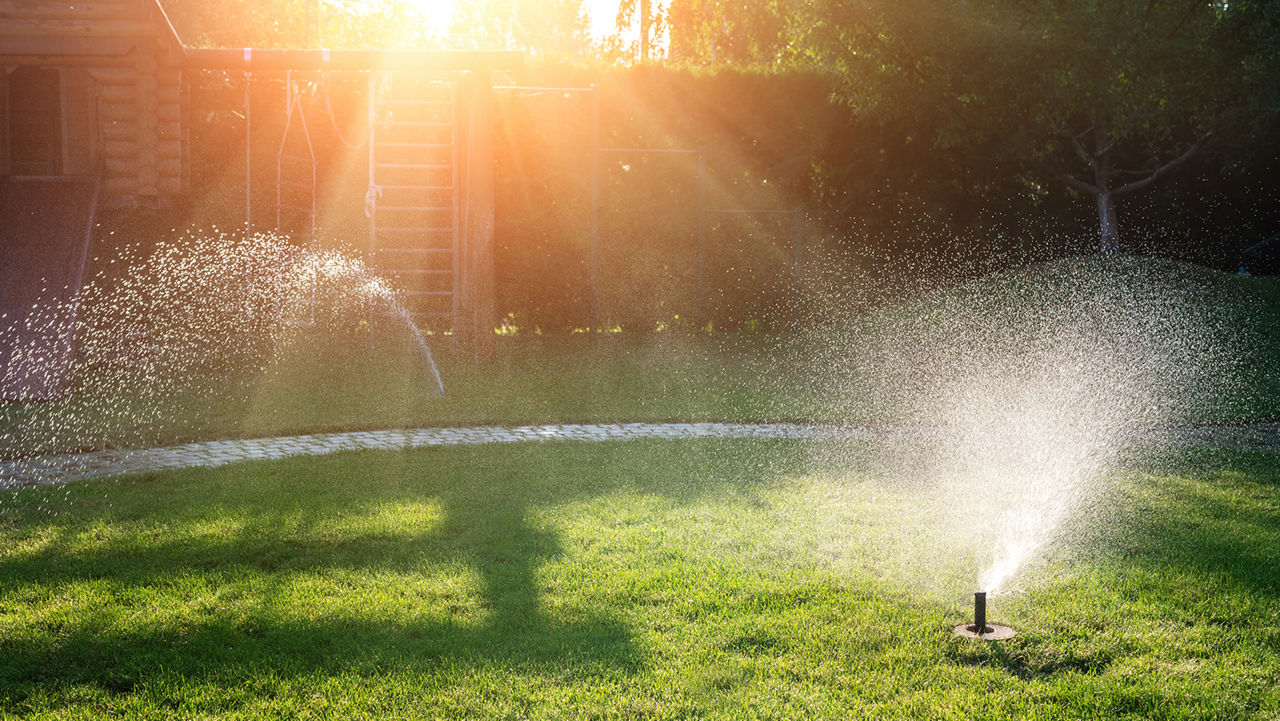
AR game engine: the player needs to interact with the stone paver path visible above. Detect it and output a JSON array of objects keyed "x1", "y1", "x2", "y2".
[
  {"x1": 3, "y1": 421, "x2": 1276, "y2": 488},
  {"x1": 0, "y1": 423, "x2": 866, "y2": 488}
]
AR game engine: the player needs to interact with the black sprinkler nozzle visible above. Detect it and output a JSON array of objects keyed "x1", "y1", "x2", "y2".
[{"x1": 972, "y1": 591, "x2": 990, "y2": 634}]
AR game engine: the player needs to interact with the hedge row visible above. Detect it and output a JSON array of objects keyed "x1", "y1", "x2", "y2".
[{"x1": 126, "y1": 65, "x2": 1280, "y2": 332}]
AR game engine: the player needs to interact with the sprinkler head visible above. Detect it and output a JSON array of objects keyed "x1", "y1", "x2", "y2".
[
  {"x1": 953, "y1": 591, "x2": 1016, "y2": 640},
  {"x1": 971, "y1": 591, "x2": 991, "y2": 634}
]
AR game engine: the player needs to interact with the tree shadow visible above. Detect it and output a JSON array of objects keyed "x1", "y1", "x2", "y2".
[
  {"x1": 0, "y1": 439, "x2": 809, "y2": 702},
  {"x1": 1094, "y1": 448, "x2": 1280, "y2": 599}
]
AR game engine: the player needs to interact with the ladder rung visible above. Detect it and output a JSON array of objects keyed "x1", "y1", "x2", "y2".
[
  {"x1": 377, "y1": 269, "x2": 452, "y2": 275},
  {"x1": 386, "y1": 121, "x2": 453, "y2": 128},
  {"x1": 375, "y1": 142, "x2": 453, "y2": 149},
  {"x1": 379, "y1": 310, "x2": 452, "y2": 318},
  {"x1": 375, "y1": 226, "x2": 453, "y2": 233},
  {"x1": 376, "y1": 163, "x2": 452, "y2": 169},
  {"x1": 383, "y1": 99, "x2": 451, "y2": 106}
]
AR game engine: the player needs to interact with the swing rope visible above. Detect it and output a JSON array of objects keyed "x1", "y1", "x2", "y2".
[{"x1": 321, "y1": 71, "x2": 376, "y2": 150}]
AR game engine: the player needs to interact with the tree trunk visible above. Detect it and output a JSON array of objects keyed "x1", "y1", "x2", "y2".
[{"x1": 1097, "y1": 191, "x2": 1120, "y2": 254}]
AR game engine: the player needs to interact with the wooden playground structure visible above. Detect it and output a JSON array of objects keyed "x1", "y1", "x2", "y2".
[{"x1": 0, "y1": 0, "x2": 518, "y2": 363}]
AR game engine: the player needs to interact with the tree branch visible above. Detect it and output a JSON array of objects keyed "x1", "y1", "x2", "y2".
[
  {"x1": 1058, "y1": 172, "x2": 1100, "y2": 195},
  {"x1": 1112, "y1": 140, "x2": 1202, "y2": 196},
  {"x1": 1069, "y1": 130, "x2": 1095, "y2": 167}
]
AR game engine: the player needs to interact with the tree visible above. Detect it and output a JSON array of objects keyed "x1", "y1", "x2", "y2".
[
  {"x1": 665, "y1": 0, "x2": 789, "y2": 66},
  {"x1": 797, "y1": 0, "x2": 1280, "y2": 252},
  {"x1": 448, "y1": 0, "x2": 590, "y2": 58},
  {"x1": 160, "y1": 0, "x2": 438, "y2": 49},
  {"x1": 609, "y1": 0, "x2": 665, "y2": 61}
]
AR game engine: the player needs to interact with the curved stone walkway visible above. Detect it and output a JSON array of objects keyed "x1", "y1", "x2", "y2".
[
  {"x1": 3, "y1": 421, "x2": 1277, "y2": 489},
  {"x1": 0, "y1": 423, "x2": 865, "y2": 488}
]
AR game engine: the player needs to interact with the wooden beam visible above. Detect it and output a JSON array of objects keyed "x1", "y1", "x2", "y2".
[
  {"x1": 0, "y1": 70, "x2": 8, "y2": 176},
  {"x1": 0, "y1": 18, "x2": 156, "y2": 36},
  {"x1": 462, "y1": 73, "x2": 497, "y2": 362},
  {"x1": 0, "y1": 34, "x2": 135, "y2": 57},
  {"x1": 0, "y1": 1, "x2": 149, "y2": 21},
  {"x1": 183, "y1": 48, "x2": 523, "y2": 72}
]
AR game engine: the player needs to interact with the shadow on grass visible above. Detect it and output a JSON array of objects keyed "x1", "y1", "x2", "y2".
[
  {"x1": 0, "y1": 439, "x2": 808, "y2": 700},
  {"x1": 1106, "y1": 448, "x2": 1280, "y2": 598},
  {"x1": 941, "y1": 448, "x2": 1280, "y2": 681}
]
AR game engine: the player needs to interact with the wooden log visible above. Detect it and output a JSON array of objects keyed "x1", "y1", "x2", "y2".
[
  {"x1": 0, "y1": 50, "x2": 135, "y2": 66},
  {"x1": 0, "y1": 71, "x2": 8, "y2": 175},
  {"x1": 0, "y1": 18, "x2": 156, "y2": 37},
  {"x1": 103, "y1": 176, "x2": 138, "y2": 194},
  {"x1": 0, "y1": 1, "x2": 149, "y2": 21},
  {"x1": 89, "y1": 67, "x2": 139, "y2": 84},
  {"x1": 103, "y1": 140, "x2": 135, "y2": 159},
  {"x1": 100, "y1": 85, "x2": 128, "y2": 103},
  {"x1": 102, "y1": 121, "x2": 135, "y2": 141},
  {"x1": 101, "y1": 104, "x2": 138, "y2": 123},
  {"x1": 157, "y1": 139, "x2": 181, "y2": 159},
  {"x1": 156, "y1": 83, "x2": 181, "y2": 101},
  {"x1": 105, "y1": 156, "x2": 142, "y2": 173}
]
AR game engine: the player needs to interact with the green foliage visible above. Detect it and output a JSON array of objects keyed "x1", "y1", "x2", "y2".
[
  {"x1": 793, "y1": 0, "x2": 1280, "y2": 249},
  {"x1": 665, "y1": 0, "x2": 793, "y2": 66},
  {"x1": 159, "y1": 0, "x2": 439, "y2": 48},
  {"x1": 449, "y1": 0, "x2": 591, "y2": 58}
]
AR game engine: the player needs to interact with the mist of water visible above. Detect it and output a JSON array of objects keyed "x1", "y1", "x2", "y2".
[
  {"x1": 0, "y1": 228, "x2": 438, "y2": 460},
  {"x1": 793, "y1": 255, "x2": 1253, "y2": 596}
]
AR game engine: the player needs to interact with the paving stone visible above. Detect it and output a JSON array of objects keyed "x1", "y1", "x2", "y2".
[{"x1": 3, "y1": 422, "x2": 1275, "y2": 488}]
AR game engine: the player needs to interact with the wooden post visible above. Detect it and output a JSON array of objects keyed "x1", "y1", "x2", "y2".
[
  {"x1": 792, "y1": 208, "x2": 802, "y2": 332},
  {"x1": 135, "y1": 37, "x2": 160, "y2": 205},
  {"x1": 589, "y1": 84, "x2": 600, "y2": 336},
  {"x1": 696, "y1": 148, "x2": 707, "y2": 332},
  {"x1": 462, "y1": 72, "x2": 496, "y2": 362},
  {"x1": 640, "y1": 0, "x2": 650, "y2": 62},
  {"x1": 0, "y1": 70, "x2": 9, "y2": 176}
]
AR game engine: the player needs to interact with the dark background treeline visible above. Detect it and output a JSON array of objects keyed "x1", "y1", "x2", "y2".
[{"x1": 101, "y1": 65, "x2": 1280, "y2": 332}]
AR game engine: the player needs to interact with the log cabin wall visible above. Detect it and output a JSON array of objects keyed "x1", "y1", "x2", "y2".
[
  {"x1": 0, "y1": 70, "x2": 9, "y2": 175},
  {"x1": 0, "y1": 0, "x2": 187, "y2": 208}
]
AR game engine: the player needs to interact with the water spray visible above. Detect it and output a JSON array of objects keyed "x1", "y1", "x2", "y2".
[{"x1": 953, "y1": 591, "x2": 1015, "y2": 640}]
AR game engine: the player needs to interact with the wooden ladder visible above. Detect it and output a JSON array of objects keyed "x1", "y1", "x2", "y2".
[{"x1": 368, "y1": 76, "x2": 459, "y2": 330}]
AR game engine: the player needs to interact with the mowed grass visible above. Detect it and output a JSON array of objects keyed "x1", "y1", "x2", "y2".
[{"x1": 1, "y1": 440, "x2": 1278, "y2": 719}]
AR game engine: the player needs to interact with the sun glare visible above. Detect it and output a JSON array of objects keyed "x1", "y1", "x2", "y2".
[
  {"x1": 404, "y1": 0, "x2": 456, "y2": 31},
  {"x1": 406, "y1": 0, "x2": 619, "y2": 38}
]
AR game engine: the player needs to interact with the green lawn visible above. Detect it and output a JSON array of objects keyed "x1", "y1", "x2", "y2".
[{"x1": 2, "y1": 440, "x2": 1277, "y2": 719}]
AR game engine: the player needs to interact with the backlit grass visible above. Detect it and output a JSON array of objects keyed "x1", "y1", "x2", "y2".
[{"x1": 1, "y1": 441, "x2": 1277, "y2": 719}]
